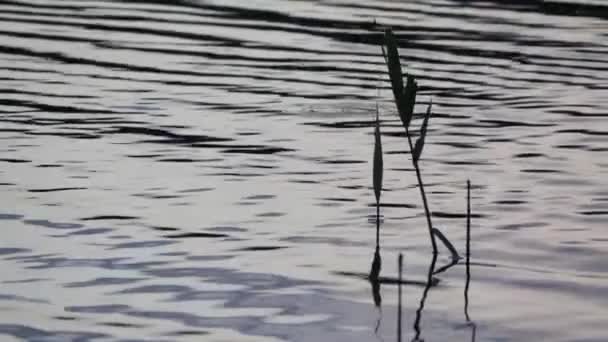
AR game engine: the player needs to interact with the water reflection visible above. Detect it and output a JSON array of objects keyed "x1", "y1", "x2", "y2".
[
  {"x1": 369, "y1": 203, "x2": 382, "y2": 306},
  {"x1": 366, "y1": 181, "x2": 478, "y2": 341},
  {"x1": 370, "y1": 204, "x2": 383, "y2": 336},
  {"x1": 411, "y1": 253, "x2": 438, "y2": 342},
  {"x1": 370, "y1": 246, "x2": 382, "y2": 307},
  {"x1": 367, "y1": 250, "x2": 472, "y2": 342}
]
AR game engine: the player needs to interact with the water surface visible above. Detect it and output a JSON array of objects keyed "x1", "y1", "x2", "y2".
[{"x1": 1, "y1": 0, "x2": 607, "y2": 341}]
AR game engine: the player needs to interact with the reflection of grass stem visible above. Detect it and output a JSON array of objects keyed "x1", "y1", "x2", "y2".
[{"x1": 412, "y1": 253, "x2": 437, "y2": 341}]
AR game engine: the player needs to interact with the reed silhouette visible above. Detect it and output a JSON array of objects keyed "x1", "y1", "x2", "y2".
[
  {"x1": 362, "y1": 28, "x2": 479, "y2": 341},
  {"x1": 370, "y1": 102, "x2": 383, "y2": 286},
  {"x1": 397, "y1": 253, "x2": 403, "y2": 342},
  {"x1": 369, "y1": 102, "x2": 383, "y2": 311},
  {"x1": 363, "y1": 181, "x2": 475, "y2": 340},
  {"x1": 465, "y1": 180, "x2": 472, "y2": 321},
  {"x1": 373, "y1": 103, "x2": 383, "y2": 245},
  {"x1": 465, "y1": 180, "x2": 477, "y2": 342},
  {"x1": 381, "y1": 29, "x2": 459, "y2": 259}
]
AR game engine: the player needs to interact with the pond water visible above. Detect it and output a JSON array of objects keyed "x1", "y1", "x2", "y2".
[{"x1": 1, "y1": 0, "x2": 607, "y2": 341}]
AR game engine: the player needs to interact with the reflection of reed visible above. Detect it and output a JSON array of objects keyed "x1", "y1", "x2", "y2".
[
  {"x1": 369, "y1": 212, "x2": 382, "y2": 333},
  {"x1": 370, "y1": 203, "x2": 382, "y2": 282},
  {"x1": 370, "y1": 243, "x2": 382, "y2": 307},
  {"x1": 432, "y1": 257, "x2": 458, "y2": 275},
  {"x1": 370, "y1": 200, "x2": 382, "y2": 337},
  {"x1": 469, "y1": 323, "x2": 477, "y2": 342},
  {"x1": 410, "y1": 181, "x2": 476, "y2": 341},
  {"x1": 411, "y1": 253, "x2": 437, "y2": 342}
]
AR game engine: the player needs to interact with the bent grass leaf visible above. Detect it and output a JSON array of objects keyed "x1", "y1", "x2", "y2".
[
  {"x1": 432, "y1": 227, "x2": 460, "y2": 260},
  {"x1": 401, "y1": 75, "x2": 417, "y2": 129},
  {"x1": 373, "y1": 103, "x2": 383, "y2": 204},
  {"x1": 383, "y1": 29, "x2": 417, "y2": 130},
  {"x1": 383, "y1": 29, "x2": 404, "y2": 99},
  {"x1": 383, "y1": 29, "x2": 411, "y2": 126},
  {"x1": 413, "y1": 102, "x2": 432, "y2": 162}
]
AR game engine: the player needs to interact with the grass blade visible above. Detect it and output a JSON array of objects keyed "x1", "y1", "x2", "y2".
[
  {"x1": 373, "y1": 103, "x2": 383, "y2": 204},
  {"x1": 413, "y1": 102, "x2": 432, "y2": 162},
  {"x1": 401, "y1": 75, "x2": 417, "y2": 129},
  {"x1": 383, "y1": 29, "x2": 416, "y2": 129},
  {"x1": 432, "y1": 227, "x2": 460, "y2": 260},
  {"x1": 383, "y1": 29, "x2": 404, "y2": 100},
  {"x1": 464, "y1": 180, "x2": 475, "y2": 322}
]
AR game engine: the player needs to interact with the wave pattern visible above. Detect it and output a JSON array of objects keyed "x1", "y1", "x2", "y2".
[{"x1": 1, "y1": 0, "x2": 607, "y2": 341}]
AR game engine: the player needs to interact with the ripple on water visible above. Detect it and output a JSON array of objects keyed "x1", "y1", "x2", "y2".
[
  {"x1": 1, "y1": 0, "x2": 607, "y2": 340},
  {"x1": 0, "y1": 324, "x2": 108, "y2": 341}
]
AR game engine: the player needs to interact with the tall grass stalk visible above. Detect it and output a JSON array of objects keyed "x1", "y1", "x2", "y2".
[
  {"x1": 464, "y1": 180, "x2": 472, "y2": 321},
  {"x1": 369, "y1": 103, "x2": 383, "y2": 284},
  {"x1": 382, "y1": 29, "x2": 438, "y2": 254},
  {"x1": 397, "y1": 253, "x2": 403, "y2": 342},
  {"x1": 373, "y1": 102, "x2": 383, "y2": 247}
]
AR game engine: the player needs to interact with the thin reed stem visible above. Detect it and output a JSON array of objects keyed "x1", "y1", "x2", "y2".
[
  {"x1": 397, "y1": 253, "x2": 403, "y2": 342},
  {"x1": 464, "y1": 180, "x2": 472, "y2": 321},
  {"x1": 405, "y1": 125, "x2": 438, "y2": 254},
  {"x1": 376, "y1": 203, "x2": 380, "y2": 248}
]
